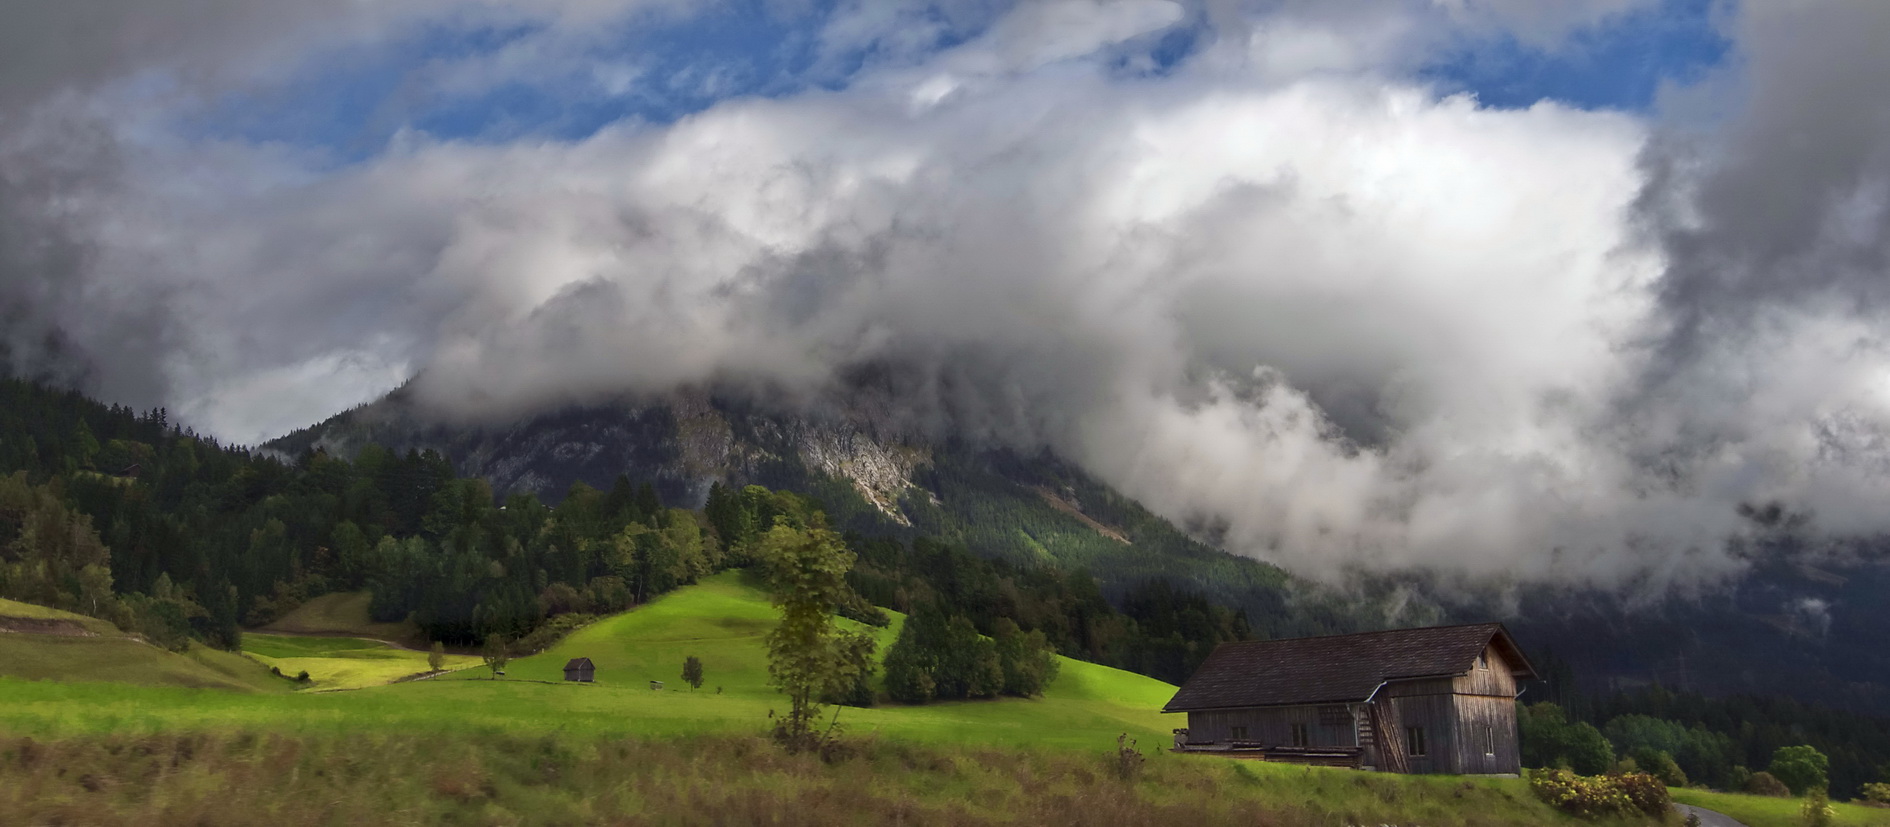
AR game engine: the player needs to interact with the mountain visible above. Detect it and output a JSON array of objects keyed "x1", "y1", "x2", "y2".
[
  {"x1": 267, "y1": 385, "x2": 1410, "y2": 642},
  {"x1": 272, "y1": 383, "x2": 1890, "y2": 717}
]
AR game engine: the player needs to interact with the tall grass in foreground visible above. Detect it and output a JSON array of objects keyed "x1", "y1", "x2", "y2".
[{"x1": 0, "y1": 731, "x2": 1631, "y2": 827}]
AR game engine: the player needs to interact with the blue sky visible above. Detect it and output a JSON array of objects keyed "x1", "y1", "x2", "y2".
[
  {"x1": 1424, "y1": 0, "x2": 1729, "y2": 111},
  {"x1": 194, "y1": 0, "x2": 1732, "y2": 162}
]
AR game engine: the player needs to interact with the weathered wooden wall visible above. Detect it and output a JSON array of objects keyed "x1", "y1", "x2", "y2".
[
  {"x1": 1453, "y1": 644, "x2": 1518, "y2": 698},
  {"x1": 1384, "y1": 678, "x2": 1460, "y2": 774},
  {"x1": 1449, "y1": 643, "x2": 1521, "y2": 773},
  {"x1": 1186, "y1": 704, "x2": 1357, "y2": 747}
]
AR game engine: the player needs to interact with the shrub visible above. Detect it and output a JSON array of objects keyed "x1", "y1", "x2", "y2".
[
  {"x1": 1616, "y1": 772, "x2": 1673, "y2": 816},
  {"x1": 1746, "y1": 771, "x2": 1791, "y2": 797},
  {"x1": 1629, "y1": 747, "x2": 1688, "y2": 788},
  {"x1": 1802, "y1": 790, "x2": 1836, "y2": 827},
  {"x1": 511, "y1": 613, "x2": 596, "y2": 655},
  {"x1": 427, "y1": 641, "x2": 445, "y2": 672},
  {"x1": 1860, "y1": 781, "x2": 1890, "y2": 805},
  {"x1": 1527, "y1": 769, "x2": 1671, "y2": 819},
  {"x1": 1111, "y1": 733, "x2": 1144, "y2": 783}
]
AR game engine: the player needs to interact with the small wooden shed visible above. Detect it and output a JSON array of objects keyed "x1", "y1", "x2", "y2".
[
  {"x1": 563, "y1": 657, "x2": 595, "y2": 683},
  {"x1": 1163, "y1": 623, "x2": 1536, "y2": 774}
]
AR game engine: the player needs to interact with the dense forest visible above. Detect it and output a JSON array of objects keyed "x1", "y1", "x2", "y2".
[
  {"x1": 0, "y1": 377, "x2": 1248, "y2": 688},
  {"x1": 1519, "y1": 685, "x2": 1890, "y2": 802}
]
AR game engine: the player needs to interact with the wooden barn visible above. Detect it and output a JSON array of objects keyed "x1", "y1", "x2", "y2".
[
  {"x1": 563, "y1": 657, "x2": 595, "y2": 683},
  {"x1": 1163, "y1": 623, "x2": 1535, "y2": 774}
]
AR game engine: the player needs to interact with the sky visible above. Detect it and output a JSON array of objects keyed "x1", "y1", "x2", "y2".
[{"x1": 4, "y1": 0, "x2": 1890, "y2": 591}]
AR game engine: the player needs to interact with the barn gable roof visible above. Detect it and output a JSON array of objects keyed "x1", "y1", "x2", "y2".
[
  {"x1": 1162, "y1": 623, "x2": 1534, "y2": 712},
  {"x1": 564, "y1": 657, "x2": 593, "y2": 670}
]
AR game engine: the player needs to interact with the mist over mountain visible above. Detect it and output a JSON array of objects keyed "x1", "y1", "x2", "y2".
[{"x1": 5, "y1": 1, "x2": 1890, "y2": 600}]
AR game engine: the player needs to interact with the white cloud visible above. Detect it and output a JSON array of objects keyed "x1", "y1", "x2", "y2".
[{"x1": 9, "y1": 0, "x2": 1890, "y2": 593}]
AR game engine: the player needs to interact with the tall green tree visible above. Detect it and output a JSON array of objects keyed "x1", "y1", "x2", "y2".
[
  {"x1": 758, "y1": 521, "x2": 875, "y2": 751},
  {"x1": 482, "y1": 634, "x2": 510, "y2": 679},
  {"x1": 994, "y1": 617, "x2": 1060, "y2": 697},
  {"x1": 1769, "y1": 745, "x2": 1830, "y2": 796}
]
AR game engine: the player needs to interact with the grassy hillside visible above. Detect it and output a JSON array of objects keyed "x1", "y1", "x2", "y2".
[
  {"x1": 0, "y1": 577, "x2": 1651, "y2": 825},
  {"x1": 442, "y1": 571, "x2": 1175, "y2": 749},
  {"x1": 260, "y1": 591, "x2": 422, "y2": 644},
  {"x1": 1673, "y1": 789, "x2": 1890, "y2": 827},
  {"x1": 0, "y1": 599, "x2": 289, "y2": 693},
  {"x1": 244, "y1": 634, "x2": 481, "y2": 691}
]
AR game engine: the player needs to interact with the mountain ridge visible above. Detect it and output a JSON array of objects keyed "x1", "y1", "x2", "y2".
[{"x1": 270, "y1": 382, "x2": 1890, "y2": 717}]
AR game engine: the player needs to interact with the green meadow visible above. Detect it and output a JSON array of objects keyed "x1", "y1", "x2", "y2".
[
  {"x1": 0, "y1": 598, "x2": 289, "y2": 694},
  {"x1": 2, "y1": 572, "x2": 1175, "y2": 750},
  {"x1": 243, "y1": 634, "x2": 483, "y2": 691},
  {"x1": 0, "y1": 573, "x2": 1675, "y2": 825},
  {"x1": 1673, "y1": 789, "x2": 1890, "y2": 827}
]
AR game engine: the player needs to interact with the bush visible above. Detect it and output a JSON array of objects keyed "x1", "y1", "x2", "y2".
[
  {"x1": 1802, "y1": 790, "x2": 1836, "y2": 827},
  {"x1": 1527, "y1": 769, "x2": 1671, "y2": 819},
  {"x1": 1630, "y1": 747, "x2": 1688, "y2": 788},
  {"x1": 1111, "y1": 733, "x2": 1144, "y2": 783},
  {"x1": 1617, "y1": 772, "x2": 1673, "y2": 816},
  {"x1": 510, "y1": 613, "x2": 596, "y2": 655},
  {"x1": 1746, "y1": 771, "x2": 1791, "y2": 797},
  {"x1": 1860, "y1": 781, "x2": 1890, "y2": 805}
]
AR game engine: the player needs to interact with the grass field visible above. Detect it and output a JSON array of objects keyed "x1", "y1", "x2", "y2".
[
  {"x1": 439, "y1": 571, "x2": 1176, "y2": 750},
  {"x1": 1674, "y1": 788, "x2": 1890, "y2": 827},
  {"x1": 0, "y1": 730, "x2": 1608, "y2": 826},
  {"x1": 260, "y1": 591, "x2": 421, "y2": 644},
  {"x1": 243, "y1": 634, "x2": 482, "y2": 691},
  {"x1": 0, "y1": 598, "x2": 121, "y2": 634},
  {"x1": 0, "y1": 599, "x2": 290, "y2": 693},
  {"x1": 0, "y1": 576, "x2": 1660, "y2": 825}
]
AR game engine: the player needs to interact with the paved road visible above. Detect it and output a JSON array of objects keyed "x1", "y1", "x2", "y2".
[{"x1": 1676, "y1": 804, "x2": 1749, "y2": 827}]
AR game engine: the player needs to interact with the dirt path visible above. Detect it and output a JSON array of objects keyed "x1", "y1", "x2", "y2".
[
  {"x1": 1676, "y1": 804, "x2": 1749, "y2": 827},
  {"x1": 0, "y1": 616, "x2": 96, "y2": 636}
]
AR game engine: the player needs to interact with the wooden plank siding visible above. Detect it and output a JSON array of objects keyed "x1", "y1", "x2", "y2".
[
  {"x1": 1385, "y1": 683, "x2": 1459, "y2": 774},
  {"x1": 1450, "y1": 644, "x2": 1521, "y2": 774},
  {"x1": 1186, "y1": 704, "x2": 1359, "y2": 747}
]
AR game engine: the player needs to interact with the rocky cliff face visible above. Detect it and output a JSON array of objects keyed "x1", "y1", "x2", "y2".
[{"x1": 272, "y1": 387, "x2": 933, "y2": 526}]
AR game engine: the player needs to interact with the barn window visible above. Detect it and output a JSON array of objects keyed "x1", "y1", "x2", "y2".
[
  {"x1": 1318, "y1": 705, "x2": 1349, "y2": 727},
  {"x1": 1230, "y1": 726, "x2": 1248, "y2": 741},
  {"x1": 1483, "y1": 728, "x2": 1495, "y2": 756},
  {"x1": 1406, "y1": 726, "x2": 1427, "y2": 757},
  {"x1": 1476, "y1": 653, "x2": 1490, "y2": 670},
  {"x1": 1291, "y1": 723, "x2": 1309, "y2": 747}
]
